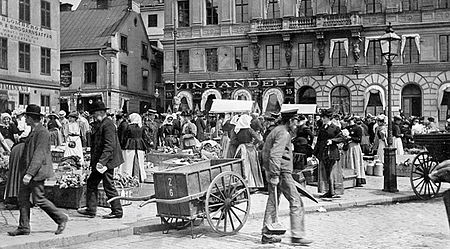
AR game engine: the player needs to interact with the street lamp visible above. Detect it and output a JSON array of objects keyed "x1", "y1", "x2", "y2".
[{"x1": 379, "y1": 22, "x2": 401, "y2": 193}]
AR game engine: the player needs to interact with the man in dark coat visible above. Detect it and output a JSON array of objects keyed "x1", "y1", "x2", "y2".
[
  {"x1": 116, "y1": 112, "x2": 128, "y2": 150},
  {"x1": 194, "y1": 111, "x2": 206, "y2": 141},
  {"x1": 8, "y1": 105, "x2": 68, "y2": 236},
  {"x1": 313, "y1": 108, "x2": 345, "y2": 198},
  {"x1": 78, "y1": 102, "x2": 124, "y2": 219}
]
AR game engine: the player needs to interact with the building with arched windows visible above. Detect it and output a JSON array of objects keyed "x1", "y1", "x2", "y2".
[{"x1": 162, "y1": 0, "x2": 450, "y2": 124}]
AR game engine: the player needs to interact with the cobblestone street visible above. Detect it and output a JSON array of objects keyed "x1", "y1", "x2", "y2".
[{"x1": 53, "y1": 198, "x2": 450, "y2": 249}]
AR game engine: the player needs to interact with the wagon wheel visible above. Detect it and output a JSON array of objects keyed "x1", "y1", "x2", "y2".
[
  {"x1": 205, "y1": 171, "x2": 251, "y2": 235},
  {"x1": 410, "y1": 152, "x2": 441, "y2": 200}
]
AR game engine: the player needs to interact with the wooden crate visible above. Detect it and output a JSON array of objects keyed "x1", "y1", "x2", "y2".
[{"x1": 153, "y1": 159, "x2": 244, "y2": 218}]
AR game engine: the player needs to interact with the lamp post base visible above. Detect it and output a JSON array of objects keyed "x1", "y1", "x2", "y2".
[{"x1": 383, "y1": 146, "x2": 399, "y2": 193}]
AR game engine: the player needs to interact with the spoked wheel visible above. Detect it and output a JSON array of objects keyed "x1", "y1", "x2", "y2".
[
  {"x1": 410, "y1": 152, "x2": 441, "y2": 200},
  {"x1": 205, "y1": 171, "x2": 251, "y2": 235}
]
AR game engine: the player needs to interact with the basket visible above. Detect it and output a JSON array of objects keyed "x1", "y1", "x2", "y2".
[
  {"x1": 98, "y1": 184, "x2": 134, "y2": 208},
  {"x1": 49, "y1": 185, "x2": 87, "y2": 209}
]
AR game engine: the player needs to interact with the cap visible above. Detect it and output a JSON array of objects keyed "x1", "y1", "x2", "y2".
[
  {"x1": 280, "y1": 109, "x2": 298, "y2": 120},
  {"x1": 147, "y1": 109, "x2": 157, "y2": 114}
]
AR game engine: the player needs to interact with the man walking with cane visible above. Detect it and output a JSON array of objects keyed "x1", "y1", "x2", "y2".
[{"x1": 261, "y1": 109, "x2": 312, "y2": 246}]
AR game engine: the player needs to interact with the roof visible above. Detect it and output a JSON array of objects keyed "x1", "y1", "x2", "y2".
[{"x1": 60, "y1": 6, "x2": 130, "y2": 50}]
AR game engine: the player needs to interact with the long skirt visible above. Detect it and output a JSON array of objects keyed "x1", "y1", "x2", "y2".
[
  {"x1": 121, "y1": 149, "x2": 147, "y2": 182},
  {"x1": 318, "y1": 157, "x2": 344, "y2": 195},
  {"x1": 345, "y1": 142, "x2": 365, "y2": 183},
  {"x1": 220, "y1": 135, "x2": 230, "y2": 158},
  {"x1": 4, "y1": 143, "x2": 25, "y2": 199},
  {"x1": 377, "y1": 141, "x2": 386, "y2": 164},
  {"x1": 235, "y1": 143, "x2": 264, "y2": 188},
  {"x1": 393, "y1": 137, "x2": 404, "y2": 156},
  {"x1": 49, "y1": 129, "x2": 62, "y2": 146},
  {"x1": 64, "y1": 135, "x2": 84, "y2": 163}
]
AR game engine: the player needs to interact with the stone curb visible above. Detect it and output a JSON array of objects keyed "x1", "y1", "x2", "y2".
[{"x1": 0, "y1": 193, "x2": 420, "y2": 249}]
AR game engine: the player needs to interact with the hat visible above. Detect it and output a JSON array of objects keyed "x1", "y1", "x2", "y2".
[
  {"x1": 23, "y1": 104, "x2": 44, "y2": 117},
  {"x1": 377, "y1": 114, "x2": 386, "y2": 122},
  {"x1": 89, "y1": 101, "x2": 109, "y2": 114},
  {"x1": 394, "y1": 115, "x2": 402, "y2": 121},
  {"x1": 147, "y1": 109, "x2": 157, "y2": 114},
  {"x1": 280, "y1": 109, "x2": 298, "y2": 120},
  {"x1": 58, "y1": 110, "x2": 66, "y2": 117},
  {"x1": 68, "y1": 111, "x2": 79, "y2": 119},
  {"x1": 320, "y1": 108, "x2": 334, "y2": 118},
  {"x1": 48, "y1": 112, "x2": 58, "y2": 118}
]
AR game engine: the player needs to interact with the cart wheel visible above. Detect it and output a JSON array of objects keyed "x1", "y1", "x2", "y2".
[
  {"x1": 205, "y1": 171, "x2": 251, "y2": 235},
  {"x1": 160, "y1": 216, "x2": 191, "y2": 230},
  {"x1": 410, "y1": 152, "x2": 441, "y2": 200}
]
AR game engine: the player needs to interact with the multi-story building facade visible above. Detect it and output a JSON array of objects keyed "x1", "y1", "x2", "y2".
[
  {"x1": 162, "y1": 0, "x2": 450, "y2": 124},
  {"x1": 0, "y1": 0, "x2": 60, "y2": 113},
  {"x1": 60, "y1": 0, "x2": 161, "y2": 114},
  {"x1": 141, "y1": 0, "x2": 165, "y2": 49}
]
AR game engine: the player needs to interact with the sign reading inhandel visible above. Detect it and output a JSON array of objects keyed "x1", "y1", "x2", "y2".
[{"x1": 0, "y1": 16, "x2": 57, "y2": 49}]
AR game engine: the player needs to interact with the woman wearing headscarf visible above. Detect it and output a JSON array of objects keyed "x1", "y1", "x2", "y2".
[
  {"x1": 121, "y1": 113, "x2": 147, "y2": 182},
  {"x1": 0, "y1": 113, "x2": 19, "y2": 148},
  {"x1": 226, "y1": 115, "x2": 240, "y2": 158},
  {"x1": 63, "y1": 111, "x2": 84, "y2": 163},
  {"x1": 373, "y1": 115, "x2": 388, "y2": 163},
  {"x1": 47, "y1": 112, "x2": 63, "y2": 146},
  {"x1": 161, "y1": 114, "x2": 178, "y2": 147},
  {"x1": 234, "y1": 114, "x2": 264, "y2": 189}
]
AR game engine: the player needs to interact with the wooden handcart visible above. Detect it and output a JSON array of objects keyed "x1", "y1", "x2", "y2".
[
  {"x1": 110, "y1": 159, "x2": 251, "y2": 237},
  {"x1": 410, "y1": 133, "x2": 450, "y2": 199}
]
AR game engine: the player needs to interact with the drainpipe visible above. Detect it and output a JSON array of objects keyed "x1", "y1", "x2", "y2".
[{"x1": 99, "y1": 49, "x2": 111, "y2": 108}]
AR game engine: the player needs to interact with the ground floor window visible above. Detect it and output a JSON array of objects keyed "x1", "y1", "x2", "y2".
[
  {"x1": 297, "y1": 86, "x2": 316, "y2": 104},
  {"x1": 331, "y1": 86, "x2": 350, "y2": 115},
  {"x1": 402, "y1": 84, "x2": 422, "y2": 118},
  {"x1": 366, "y1": 91, "x2": 383, "y2": 116}
]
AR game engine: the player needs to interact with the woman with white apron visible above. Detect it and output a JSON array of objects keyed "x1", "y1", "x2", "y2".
[{"x1": 63, "y1": 112, "x2": 84, "y2": 163}]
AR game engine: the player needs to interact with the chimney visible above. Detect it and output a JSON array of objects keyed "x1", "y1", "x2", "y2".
[
  {"x1": 97, "y1": 0, "x2": 108, "y2": 9},
  {"x1": 60, "y1": 3, "x2": 73, "y2": 11}
]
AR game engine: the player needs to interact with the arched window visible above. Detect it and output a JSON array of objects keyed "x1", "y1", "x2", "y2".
[
  {"x1": 297, "y1": 86, "x2": 316, "y2": 104},
  {"x1": 402, "y1": 84, "x2": 422, "y2": 117},
  {"x1": 180, "y1": 97, "x2": 190, "y2": 111},
  {"x1": 331, "y1": 86, "x2": 350, "y2": 115}
]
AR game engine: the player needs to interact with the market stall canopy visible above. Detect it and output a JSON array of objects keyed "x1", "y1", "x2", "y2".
[
  {"x1": 280, "y1": 104, "x2": 317, "y2": 114},
  {"x1": 209, "y1": 99, "x2": 255, "y2": 113}
]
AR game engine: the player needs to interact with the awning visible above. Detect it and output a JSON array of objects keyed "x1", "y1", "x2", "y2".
[
  {"x1": 280, "y1": 104, "x2": 317, "y2": 114},
  {"x1": 438, "y1": 83, "x2": 450, "y2": 110},
  {"x1": 364, "y1": 85, "x2": 386, "y2": 111},
  {"x1": 209, "y1": 99, "x2": 255, "y2": 113}
]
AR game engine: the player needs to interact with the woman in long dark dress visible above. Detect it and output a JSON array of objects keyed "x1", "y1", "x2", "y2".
[
  {"x1": 120, "y1": 113, "x2": 147, "y2": 182},
  {"x1": 3, "y1": 131, "x2": 23, "y2": 209}
]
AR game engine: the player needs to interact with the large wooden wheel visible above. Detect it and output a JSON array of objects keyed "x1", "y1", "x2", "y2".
[
  {"x1": 205, "y1": 171, "x2": 251, "y2": 235},
  {"x1": 410, "y1": 152, "x2": 441, "y2": 200}
]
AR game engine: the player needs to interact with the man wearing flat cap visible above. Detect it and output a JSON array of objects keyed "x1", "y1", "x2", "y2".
[
  {"x1": 261, "y1": 109, "x2": 312, "y2": 246},
  {"x1": 314, "y1": 108, "x2": 345, "y2": 198}
]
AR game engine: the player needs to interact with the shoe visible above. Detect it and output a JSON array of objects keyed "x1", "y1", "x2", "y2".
[
  {"x1": 355, "y1": 184, "x2": 363, "y2": 187},
  {"x1": 319, "y1": 193, "x2": 332, "y2": 198},
  {"x1": 102, "y1": 213, "x2": 123, "y2": 219},
  {"x1": 291, "y1": 237, "x2": 313, "y2": 246},
  {"x1": 7, "y1": 229, "x2": 30, "y2": 236},
  {"x1": 331, "y1": 194, "x2": 341, "y2": 199},
  {"x1": 261, "y1": 234, "x2": 281, "y2": 244},
  {"x1": 77, "y1": 208, "x2": 96, "y2": 218},
  {"x1": 55, "y1": 214, "x2": 69, "y2": 235}
]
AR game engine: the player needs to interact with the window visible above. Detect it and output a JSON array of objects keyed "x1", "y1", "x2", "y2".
[
  {"x1": 332, "y1": 41, "x2": 347, "y2": 67},
  {"x1": 235, "y1": 46, "x2": 248, "y2": 71},
  {"x1": 403, "y1": 38, "x2": 419, "y2": 64},
  {"x1": 297, "y1": 86, "x2": 316, "y2": 104},
  {"x1": 84, "y1": 62, "x2": 97, "y2": 84},
  {"x1": 41, "y1": 95, "x2": 50, "y2": 113},
  {"x1": 402, "y1": 0, "x2": 418, "y2": 11},
  {"x1": 299, "y1": 0, "x2": 313, "y2": 17},
  {"x1": 440, "y1": 35, "x2": 450, "y2": 62},
  {"x1": 331, "y1": 86, "x2": 350, "y2": 115},
  {"x1": 148, "y1": 14, "x2": 157, "y2": 27},
  {"x1": 236, "y1": 0, "x2": 248, "y2": 23},
  {"x1": 142, "y1": 69, "x2": 148, "y2": 91},
  {"x1": 19, "y1": 0, "x2": 30, "y2": 23},
  {"x1": 439, "y1": 0, "x2": 450, "y2": 8},
  {"x1": 178, "y1": 0, "x2": 189, "y2": 27},
  {"x1": 0, "y1": 0, "x2": 7, "y2": 16},
  {"x1": 0, "y1": 38, "x2": 6, "y2": 69},
  {"x1": 366, "y1": 0, "x2": 382, "y2": 13},
  {"x1": 266, "y1": 45, "x2": 280, "y2": 69},
  {"x1": 298, "y1": 43, "x2": 313, "y2": 68},
  {"x1": 206, "y1": 0, "x2": 218, "y2": 25},
  {"x1": 178, "y1": 50, "x2": 190, "y2": 73},
  {"x1": 206, "y1": 48, "x2": 218, "y2": 72},
  {"x1": 142, "y1": 43, "x2": 149, "y2": 60},
  {"x1": 19, "y1": 93, "x2": 29, "y2": 108},
  {"x1": 41, "y1": 47, "x2": 51, "y2": 75},
  {"x1": 367, "y1": 40, "x2": 382, "y2": 65},
  {"x1": 402, "y1": 84, "x2": 422, "y2": 117},
  {"x1": 41, "y1": 1, "x2": 51, "y2": 29},
  {"x1": 120, "y1": 35, "x2": 128, "y2": 52},
  {"x1": 331, "y1": 0, "x2": 346, "y2": 14},
  {"x1": 18, "y1": 42, "x2": 30, "y2": 72},
  {"x1": 121, "y1": 64, "x2": 128, "y2": 86},
  {"x1": 267, "y1": 0, "x2": 280, "y2": 19},
  {"x1": 366, "y1": 91, "x2": 383, "y2": 116}
]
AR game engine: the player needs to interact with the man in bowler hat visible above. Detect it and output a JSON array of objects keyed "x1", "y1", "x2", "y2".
[
  {"x1": 77, "y1": 101, "x2": 124, "y2": 219},
  {"x1": 8, "y1": 104, "x2": 68, "y2": 236}
]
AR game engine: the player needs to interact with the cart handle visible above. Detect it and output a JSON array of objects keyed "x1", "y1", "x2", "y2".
[{"x1": 140, "y1": 191, "x2": 206, "y2": 207}]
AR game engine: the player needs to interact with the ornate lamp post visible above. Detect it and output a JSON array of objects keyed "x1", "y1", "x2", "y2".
[{"x1": 379, "y1": 23, "x2": 401, "y2": 193}]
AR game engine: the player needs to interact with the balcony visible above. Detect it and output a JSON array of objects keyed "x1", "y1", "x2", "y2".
[{"x1": 250, "y1": 14, "x2": 360, "y2": 33}]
